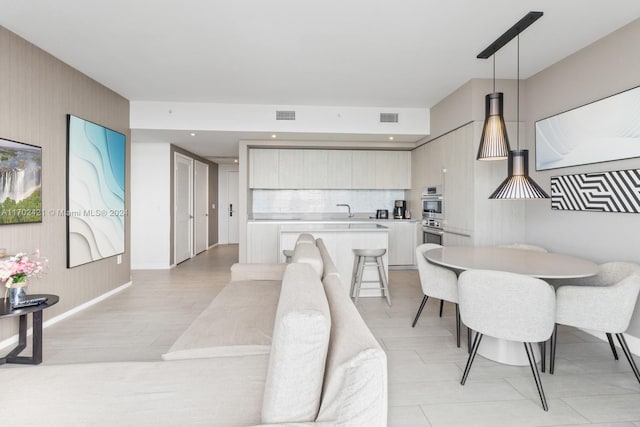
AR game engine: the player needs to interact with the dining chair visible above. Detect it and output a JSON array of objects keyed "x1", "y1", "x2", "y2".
[
  {"x1": 458, "y1": 269, "x2": 555, "y2": 411},
  {"x1": 498, "y1": 243, "x2": 548, "y2": 252},
  {"x1": 551, "y1": 261, "x2": 640, "y2": 361},
  {"x1": 412, "y1": 244, "x2": 461, "y2": 347},
  {"x1": 550, "y1": 272, "x2": 640, "y2": 383}
]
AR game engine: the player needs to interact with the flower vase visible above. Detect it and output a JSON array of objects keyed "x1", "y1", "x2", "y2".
[{"x1": 7, "y1": 284, "x2": 27, "y2": 306}]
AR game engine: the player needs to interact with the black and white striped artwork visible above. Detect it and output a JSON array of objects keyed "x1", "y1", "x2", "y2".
[{"x1": 551, "y1": 169, "x2": 640, "y2": 213}]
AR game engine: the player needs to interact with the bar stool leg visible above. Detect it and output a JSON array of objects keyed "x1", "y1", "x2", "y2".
[
  {"x1": 350, "y1": 254, "x2": 359, "y2": 298},
  {"x1": 376, "y1": 255, "x2": 391, "y2": 306},
  {"x1": 353, "y1": 255, "x2": 366, "y2": 306}
]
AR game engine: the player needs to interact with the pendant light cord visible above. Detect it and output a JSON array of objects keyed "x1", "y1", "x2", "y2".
[
  {"x1": 516, "y1": 35, "x2": 520, "y2": 150},
  {"x1": 493, "y1": 55, "x2": 496, "y2": 92}
]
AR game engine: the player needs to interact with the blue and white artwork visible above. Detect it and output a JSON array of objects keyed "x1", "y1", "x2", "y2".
[
  {"x1": 535, "y1": 86, "x2": 640, "y2": 171},
  {"x1": 67, "y1": 115, "x2": 126, "y2": 268},
  {"x1": 0, "y1": 138, "x2": 42, "y2": 224}
]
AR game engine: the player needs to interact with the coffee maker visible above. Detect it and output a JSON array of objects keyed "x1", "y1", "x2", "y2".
[{"x1": 393, "y1": 200, "x2": 406, "y2": 219}]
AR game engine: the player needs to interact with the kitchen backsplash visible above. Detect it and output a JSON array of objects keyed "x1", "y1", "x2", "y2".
[{"x1": 252, "y1": 189, "x2": 406, "y2": 214}]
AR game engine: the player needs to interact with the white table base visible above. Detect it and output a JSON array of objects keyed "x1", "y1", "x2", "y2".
[{"x1": 477, "y1": 335, "x2": 541, "y2": 366}]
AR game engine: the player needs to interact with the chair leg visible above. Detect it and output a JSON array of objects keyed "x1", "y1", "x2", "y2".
[
  {"x1": 540, "y1": 340, "x2": 546, "y2": 373},
  {"x1": 455, "y1": 304, "x2": 461, "y2": 348},
  {"x1": 461, "y1": 332, "x2": 483, "y2": 385},
  {"x1": 411, "y1": 295, "x2": 428, "y2": 327},
  {"x1": 524, "y1": 342, "x2": 549, "y2": 411},
  {"x1": 467, "y1": 328, "x2": 472, "y2": 354},
  {"x1": 550, "y1": 324, "x2": 558, "y2": 375},
  {"x1": 616, "y1": 333, "x2": 640, "y2": 384},
  {"x1": 607, "y1": 333, "x2": 619, "y2": 360},
  {"x1": 439, "y1": 300, "x2": 444, "y2": 317}
]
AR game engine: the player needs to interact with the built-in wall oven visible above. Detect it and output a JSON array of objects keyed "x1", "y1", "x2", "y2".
[
  {"x1": 421, "y1": 185, "x2": 443, "y2": 220},
  {"x1": 422, "y1": 218, "x2": 444, "y2": 246}
]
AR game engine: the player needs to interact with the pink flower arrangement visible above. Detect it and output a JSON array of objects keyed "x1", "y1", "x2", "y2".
[{"x1": 0, "y1": 251, "x2": 48, "y2": 288}]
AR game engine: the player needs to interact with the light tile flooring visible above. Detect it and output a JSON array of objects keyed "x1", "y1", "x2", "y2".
[{"x1": 4, "y1": 244, "x2": 640, "y2": 426}]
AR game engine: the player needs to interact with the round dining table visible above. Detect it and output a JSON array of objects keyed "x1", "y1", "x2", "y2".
[{"x1": 424, "y1": 246, "x2": 599, "y2": 366}]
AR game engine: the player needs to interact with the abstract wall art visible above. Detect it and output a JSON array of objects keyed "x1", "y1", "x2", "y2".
[
  {"x1": 551, "y1": 169, "x2": 640, "y2": 213},
  {"x1": 0, "y1": 138, "x2": 42, "y2": 224},
  {"x1": 67, "y1": 115, "x2": 126, "y2": 268},
  {"x1": 536, "y1": 85, "x2": 640, "y2": 171}
]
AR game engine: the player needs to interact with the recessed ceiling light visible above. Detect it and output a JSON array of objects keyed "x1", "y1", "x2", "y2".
[
  {"x1": 190, "y1": 132, "x2": 196, "y2": 137},
  {"x1": 234, "y1": 159, "x2": 238, "y2": 163},
  {"x1": 271, "y1": 134, "x2": 277, "y2": 138},
  {"x1": 389, "y1": 136, "x2": 394, "y2": 141}
]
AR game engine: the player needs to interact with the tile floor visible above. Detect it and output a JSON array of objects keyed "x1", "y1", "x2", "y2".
[{"x1": 3, "y1": 244, "x2": 640, "y2": 426}]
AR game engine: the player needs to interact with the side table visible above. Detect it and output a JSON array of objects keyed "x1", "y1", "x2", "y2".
[{"x1": 0, "y1": 294, "x2": 59, "y2": 365}]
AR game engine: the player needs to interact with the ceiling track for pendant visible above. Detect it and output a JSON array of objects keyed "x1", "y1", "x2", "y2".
[{"x1": 477, "y1": 11, "x2": 543, "y2": 59}]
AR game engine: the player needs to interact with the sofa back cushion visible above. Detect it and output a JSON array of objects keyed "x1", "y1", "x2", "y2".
[
  {"x1": 261, "y1": 263, "x2": 331, "y2": 423},
  {"x1": 317, "y1": 274, "x2": 388, "y2": 426},
  {"x1": 292, "y1": 242, "x2": 324, "y2": 277},
  {"x1": 316, "y1": 238, "x2": 340, "y2": 280},
  {"x1": 296, "y1": 233, "x2": 317, "y2": 245}
]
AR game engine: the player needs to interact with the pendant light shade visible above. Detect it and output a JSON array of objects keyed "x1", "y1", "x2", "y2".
[
  {"x1": 477, "y1": 92, "x2": 510, "y2": 160},
  {"x1": 489, "y1": 150, "x2": 550, "y2": 199}
]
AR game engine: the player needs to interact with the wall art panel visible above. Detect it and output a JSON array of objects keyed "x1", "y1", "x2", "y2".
[
  {"x1": 550, "y1": 169, "x2": 640, "y2": 213},
  {"x1": 536, "y1": 86, "x2": 640, "y2": 171},
  {"x1": 67, "y1": 115, "x2": 126, "y2": 268},
  {"x1": 0, "y1": 138, "x2": 42, "y2": 224}
]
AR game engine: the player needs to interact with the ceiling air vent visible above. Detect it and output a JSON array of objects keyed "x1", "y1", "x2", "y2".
[
  {"x1": 380, "y1": 113, "x2": 399, "y2": 123},
  {"x1": 276, "y1": 110, "x2": 296, "y2": 120}
]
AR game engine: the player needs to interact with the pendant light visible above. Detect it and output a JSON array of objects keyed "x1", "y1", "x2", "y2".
[
  {"x1": 489, "y1": 34, "x2": 549, "y2": 199},
  {"x1": 477, "y1": 55, "x2": 510, "y2": 160}
]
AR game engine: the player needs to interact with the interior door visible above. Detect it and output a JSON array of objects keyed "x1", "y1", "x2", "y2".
[
  {"x1": 194, "y1": 161, "x2": 209, "y2": 254},
  {"x1": 227, "y1": 171, "x2": 239, "y2": 244},
  {"x1": 174, "y1": 153, "x2": 193, "y2": 264}
]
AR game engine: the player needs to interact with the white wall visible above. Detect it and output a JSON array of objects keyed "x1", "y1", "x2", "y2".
[
  {"x1": 131, "y1": 142, "x2": 171, "y2": 269},
  {"x1": 218, "y1": 163, "x2": 239, "y2": 244}
]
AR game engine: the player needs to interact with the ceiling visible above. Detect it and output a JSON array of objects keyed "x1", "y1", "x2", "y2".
[{"x1": 2, "y1": 0, "x2": 640, "y2": 159}]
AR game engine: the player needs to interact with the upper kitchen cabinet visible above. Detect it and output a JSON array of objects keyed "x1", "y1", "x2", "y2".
[
  {"x1": 249, "y1": 148, "x2": 411, "y2": 189},
  {"x1": 374, "y1": 151, "x2": 411, "y2": 189},
  {"x1": 351, "y1": 150, "x2": 377, "y2": 189},
  {"x1": 249, "y1": 149, "x2": 279, "y2": 188},
  {"x1": 326, "y1": 150, "x2": 352, "y2": 189}
]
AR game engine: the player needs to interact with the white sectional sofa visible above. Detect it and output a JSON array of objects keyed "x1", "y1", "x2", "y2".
[{"x1": 0, "y1": 236, "x2": 388, "y2": 427}]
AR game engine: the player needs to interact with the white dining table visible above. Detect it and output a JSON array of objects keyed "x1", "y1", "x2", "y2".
[{"x1": 424, "y1": 246, "x2": 599, "y2": 366}]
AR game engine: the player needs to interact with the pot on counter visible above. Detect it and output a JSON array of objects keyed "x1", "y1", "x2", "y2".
[{"x1": 376, "y1": 209, "x2": 389, "y2": 219}]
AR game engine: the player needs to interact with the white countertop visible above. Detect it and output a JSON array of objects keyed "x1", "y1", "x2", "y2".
[
  {"x1": 279, "y1": 223, "x2": 389, "y2": 232},
  {"x1": 250, "y1": 213, "x2": 418, "y2": 223}
]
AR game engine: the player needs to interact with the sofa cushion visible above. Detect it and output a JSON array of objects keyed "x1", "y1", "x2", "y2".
[
  {"x1": 0, "y1": 355, "x2": 269, "y2": 427},
  {"x1": 292, "y1": 243, "x2": 324, "y2": 277},
  {"x1": 162, "y1": 280, "x2": 281, "y2": 360},
  {"x1": 262, "y1": 263, "x2": 331, "y2": 424},
  {"x1": 296, "y1": 233, "x2": 316, "y2": 245},
  {"x1": 317, "y1": 274, "x2": 388, "y2": 426},
  {"x1": 315, "y1": 238, "x2": 339, "y2": 280}
]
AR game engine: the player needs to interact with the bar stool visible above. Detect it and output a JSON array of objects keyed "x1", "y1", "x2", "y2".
[{"x1": 350, "y1": 248, "x2": 391, "y2": 306}]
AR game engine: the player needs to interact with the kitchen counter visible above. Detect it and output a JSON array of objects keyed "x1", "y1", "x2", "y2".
[
  {"x1": 279, "y1": 223, "x2": 388, "y2": 232},
  {"x1": 250, "y1": 214, "x2": 418, "y2": 223}
]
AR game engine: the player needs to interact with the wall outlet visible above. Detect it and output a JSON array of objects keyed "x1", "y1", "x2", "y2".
[{"x1": 117, "y1": 254, "x2": 122, "y2": 264}]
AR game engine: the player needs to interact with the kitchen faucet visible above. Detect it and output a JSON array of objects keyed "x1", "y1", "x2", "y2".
[{"x1": 336, "y1": 203, "x2": 353, "y2": 218}]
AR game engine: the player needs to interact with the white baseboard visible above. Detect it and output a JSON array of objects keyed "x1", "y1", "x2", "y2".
[
  {"x1": 208, "y1": 243, "x2": 219, "y2": 249},
  {"x1": 0, "y1": 281, "x2": 132, "y2": 351}
]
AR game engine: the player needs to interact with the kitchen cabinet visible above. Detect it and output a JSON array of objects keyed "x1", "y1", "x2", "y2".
[
  {"x1": 442, "y1": 125, "x2": 474, "y2": 234},
  {"x1": 326, "y1": 150, "x2": 352, "y2": 188},
  {"x1": 375, "y1": 151, "x2": 411, "y2": 189},
  {"x1": 249, "y1": 149, "x2": 279, "y2": 188},
  {"x1": 246, "y1": 222, "x2": 280, "y2": 263},
  {"x1": 249, "y1": 148, "x2": 410, "y2": 190},
  {"x1": 383, "y1": 221, "x2": 416, "y2": 265}
]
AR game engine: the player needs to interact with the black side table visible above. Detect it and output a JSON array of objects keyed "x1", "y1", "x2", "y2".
[{"x1": 0, "y1": 294, "x2": 59, "y2": 365}]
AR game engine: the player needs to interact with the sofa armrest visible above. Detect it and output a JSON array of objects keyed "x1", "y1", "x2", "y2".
[
  {"x1": 231, "y1": 263, "x2": 287, "y2": 281},
  {"x1": 251, "y1": 423, "x2": 334, "y2": 427}
]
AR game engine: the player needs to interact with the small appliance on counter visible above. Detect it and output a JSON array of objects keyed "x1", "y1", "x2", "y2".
[
  {"x1": 375, "y1": 209, "x2": 389, "y2": 219},
  {"x1": 393, "y1": 200, "x2": 406, "y2": 219}
]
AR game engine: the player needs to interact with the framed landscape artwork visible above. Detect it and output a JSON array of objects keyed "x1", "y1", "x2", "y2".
[
  {"x1": 67, "y1": 115, "x2": 126, "y2": 268},
  {"x1": 0, "y1": 138, "x2": 42, "y2": 224},
  {"x1": 535, "y1": 85, "x2": 640, "y2": 171}
]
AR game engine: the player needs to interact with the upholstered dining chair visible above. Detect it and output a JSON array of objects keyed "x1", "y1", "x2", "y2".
[
  {"x1": 498, "y1": 243, "x2": 548, "y2": 252},
  {"x1": 412, "y1": 244, "x2": 461, "y2": 347},
  {"x1": 550, "y1": 271, "x2": 640, "y2": 383},
  {"x1": 551, "y1": 261, "x2": 640, "y2": 361},
  {"x1": 458, "y1": 269, "x2": 556, "y2": 411}
]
